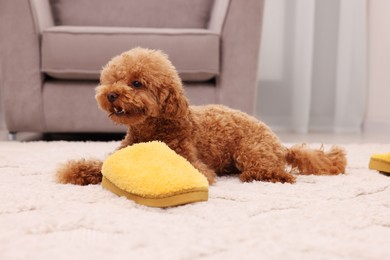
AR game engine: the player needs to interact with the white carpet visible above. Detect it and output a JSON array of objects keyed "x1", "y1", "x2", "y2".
[{"x1": 0, "y1": 141, "x2": 390, "y2": 260}]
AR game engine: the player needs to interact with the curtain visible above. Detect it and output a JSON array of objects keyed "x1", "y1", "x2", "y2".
[{"x1": 256, "y1": 0, "x2": 367, "y2": 133}]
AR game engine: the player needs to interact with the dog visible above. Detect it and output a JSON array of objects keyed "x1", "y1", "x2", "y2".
[{"x1": 56, "y1": 47, "x2": 347, "y2": 186}]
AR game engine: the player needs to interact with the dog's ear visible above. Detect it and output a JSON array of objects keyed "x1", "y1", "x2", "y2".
[{"x1": 162, "y1": 88, "x2": 189, "y2": 118}]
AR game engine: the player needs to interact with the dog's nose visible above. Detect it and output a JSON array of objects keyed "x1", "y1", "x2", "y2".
[{"x1": 107, "y1": 92, "x2": 118, "y2": 103}]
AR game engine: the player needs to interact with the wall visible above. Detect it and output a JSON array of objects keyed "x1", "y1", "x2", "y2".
[
  {"x1": 365, "y1": 0, "x2": 390, "y2": 133},
  {"x1": 0, "y1": 108, "x2": 3, "y2": 130},
  {"x1": 0, "y1": 65, "x2": 3, "y2": 130},
  {"x1": 0, "y1": 107, "x2": 3, "y2": 129}
]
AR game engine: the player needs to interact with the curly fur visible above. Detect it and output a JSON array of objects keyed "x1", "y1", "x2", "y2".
[
  {"x1": 286, "y1": 144, "x2": 347, "y2": 175},
  {"x1": 56, "y1": 47, "x2": 347, "y2": 186},
  {"x1": 56, "y1": 159, "x2": 102, "y2": 185}
]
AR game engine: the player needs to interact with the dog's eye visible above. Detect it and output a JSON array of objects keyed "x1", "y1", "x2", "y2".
[{"x1": 130, "y1": 81, "x2": 143, "y2": 89}]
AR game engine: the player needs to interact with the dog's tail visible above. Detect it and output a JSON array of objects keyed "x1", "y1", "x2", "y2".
[
  {"x1": 285, "y1": 144, "x2": 347, "y2": 175},
  {"x1": 56, "y1": 159, "x2": 103, "y2": 185}
]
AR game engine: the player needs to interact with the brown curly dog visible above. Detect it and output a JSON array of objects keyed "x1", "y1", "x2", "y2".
[{"x1": 56, "y1": 47, "x2": 347, "y2": 185}]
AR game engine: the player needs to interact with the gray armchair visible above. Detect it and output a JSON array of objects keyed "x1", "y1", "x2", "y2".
[{"x1": 0, "y1": 0, "x2": 264, "y2": 135}]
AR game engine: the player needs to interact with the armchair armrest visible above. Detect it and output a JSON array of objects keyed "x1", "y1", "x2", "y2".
[
  {"x1": 217, "y1": 0, "x2": 265, "y2": 115},
  {"x1": 0, "y1": 0, "x2": 54, "y2": 132},
  {"x1": 208, "y1": 0, "x2": 230, "y2": 33},
  {"x1": 30, "y1": 0, "x2": 55, "y2": 32}
]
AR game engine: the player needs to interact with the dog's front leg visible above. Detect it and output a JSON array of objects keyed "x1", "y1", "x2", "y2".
[
  {"x1": 171, "y1": 141, "x2": 217, "y2": 184},
  {"x1": 190, "y1": 159, "x2": 217, "y2": 184},
  {"x1": 117, "y1": 130, "x2": 134, "y2": 150}
]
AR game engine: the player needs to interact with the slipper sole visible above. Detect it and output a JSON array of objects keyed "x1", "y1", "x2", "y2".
[
  {"x1": 102, "y1": 176, "x2": 208, "y2": 208},
  {"x1": 369, "y1": 156, "x2": 390, "y2": 174}
]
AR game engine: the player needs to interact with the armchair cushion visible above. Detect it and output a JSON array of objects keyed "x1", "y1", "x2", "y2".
[
  {"x1": 41, "y1": 26, "x2": 220, "y2": 81},
  {"x1": 50, "y1": 0, "x2": 214, "y2": 29}
]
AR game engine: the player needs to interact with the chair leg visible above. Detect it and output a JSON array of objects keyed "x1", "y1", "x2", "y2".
[{"x1": 8, "y1": 132, "x2": 17, "y2": 141}]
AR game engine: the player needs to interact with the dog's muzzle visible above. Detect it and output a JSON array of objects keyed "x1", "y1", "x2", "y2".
[
  {"x1": 107, "y1": 92, "x2": 118, "y2": 103},
  {"x1": 107, "y1": 92, "x2": 125, "y2": 115}
]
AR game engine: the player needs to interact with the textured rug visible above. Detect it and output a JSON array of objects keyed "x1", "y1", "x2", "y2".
[{"x1": 0, "y1": 141, "x2": 390, "y2": 260}]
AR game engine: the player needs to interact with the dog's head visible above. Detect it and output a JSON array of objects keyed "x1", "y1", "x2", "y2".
[{"x1": 95, "y1": 47, "x2": 189, "y2": 125}]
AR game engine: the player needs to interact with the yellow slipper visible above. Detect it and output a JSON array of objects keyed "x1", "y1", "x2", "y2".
[
  {"x1": 369, "y1": 153, "x2": 390, "y2": 174},
  {"x1": 101, "y1": 141, "x2": 209, "y2": 208}
]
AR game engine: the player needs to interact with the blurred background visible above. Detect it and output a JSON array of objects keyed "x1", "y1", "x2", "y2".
[
  {"x1": 0, "y1": 0, "x2": 389, "y2": 141},
  {"x1": 257, "y1": 0, "x2": 388, "y2": 135}
]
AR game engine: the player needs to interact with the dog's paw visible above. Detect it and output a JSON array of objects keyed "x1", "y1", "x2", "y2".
[{"x1": 239, "y1": 170, "x2": 296, "y2": 184}]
